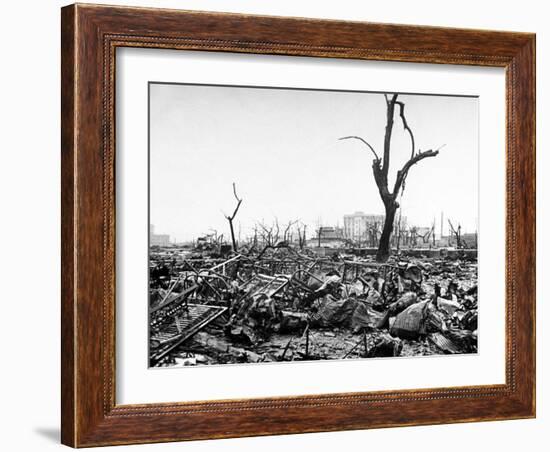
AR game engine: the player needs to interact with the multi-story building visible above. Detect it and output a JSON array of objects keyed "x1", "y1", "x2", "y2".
[
  {"x1": 343, "y1": 212, "x2": 385, "y2": 243},
  {"x1": 307, "y1": 226, "x2": 346, "y2": 248},
  {"x1": 343, "y1": 211, "x2": 408, "y2": 245}
]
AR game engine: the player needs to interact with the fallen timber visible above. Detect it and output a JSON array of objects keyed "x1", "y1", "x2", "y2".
[
  {"x1": 149, "y1": 246, "x2": 478, "y2": 366},
  {"x1": 150, "y1": 304, "x2": 228, "y2": 366}
]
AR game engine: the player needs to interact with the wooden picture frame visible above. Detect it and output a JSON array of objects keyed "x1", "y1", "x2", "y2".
[{"x1": 61, "y1": 3, "x2": 535, "y2": 447}]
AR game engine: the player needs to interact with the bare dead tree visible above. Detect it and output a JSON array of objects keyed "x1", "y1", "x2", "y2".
[
  {"x1": 340, "y1": 93, "x2": 443, "y2": 262},
  {"x1": 448, "y1": 219, "x2": 462, "y2": 248},
  {"x1": 224, "y1": 182, "x2": 243, "y2": 252},
  {"x1": 257, "y1": 222, "x2": 272, "y2": 247},
  {"x1": 273, "y1": 219, "x2": 281, "y2": 245},
  {"x1": 410, "y1": 226, "x2": 418, "y2": 247},
  {"x1": 297, "y1": 222, "x2": 307, "y2": 250},
  {"x1": 315, "y1": 218, "x2": 323, "y2": 248},
  {"x1": 283, "y1": 219, "x2": 298, "y2": 243},
  {"x1": 258, "y1": 220, "x2": 281, "y2": 247},
  {"x1": 414, "y1": 227, "x2": 433, "y2": 245},
  {"x1": 367, "y1": 222, "x2": 380, "y2": 248}
]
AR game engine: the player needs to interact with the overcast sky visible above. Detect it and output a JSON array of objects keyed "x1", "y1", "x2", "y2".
[{"x1": 149, "y1": 83, "x2": 478, "y2": 243}]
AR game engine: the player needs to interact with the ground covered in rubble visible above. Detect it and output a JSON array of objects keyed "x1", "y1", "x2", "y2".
[{"x1": 149, "y1": 248, "x2": 478, "y2": 368}]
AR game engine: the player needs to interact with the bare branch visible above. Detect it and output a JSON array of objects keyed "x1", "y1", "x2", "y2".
[
  {"x1": 224, "y1": 182, "x2": 243, "y2": 252},
  {"x1": 283, "y1": 219, "x2": 298, "y2": 241},
  {"x1": 339, "y1": 136, "x2": 380, "y2": 160},
  {"x1": 448, "y1": 219, "x2": 457, "y2": 235},
  {"x1": 273, "y1": 218, "x2": 280, "y2": 244},
  {"x1": 395, "y1": 101, "x2": 415, "y2": 159},
  {"x1": 258, "y1": 221, "x2": 275, "y2": 236},
  {"x1": 382, "y1": 94, "x2": 399, "y2": 176},
  {"x1": 226, "y1": 182, "x2": 243, "y2": 221},
  {"x1": 232, "y1": 182, "x2": 241, "y2": 203},
  {"x1": 392, "y1": 149, "x2": 439, "y2": 196},
  {"x1": 231, "y1": 200, "x2": 242, "y2": 221}
]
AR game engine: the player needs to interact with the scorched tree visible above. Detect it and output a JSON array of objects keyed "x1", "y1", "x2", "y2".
[{"x1": 340, "y1": 93, "x2": 442, "y2": 262}]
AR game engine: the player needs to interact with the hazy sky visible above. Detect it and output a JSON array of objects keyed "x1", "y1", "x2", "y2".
[{"x1": 149, "y1": 83, "x2": 478, "y2": 242}]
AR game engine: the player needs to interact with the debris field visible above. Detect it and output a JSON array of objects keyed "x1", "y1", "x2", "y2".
[{"x1": 149, "y1": 246, "x2": 478, "y2": 367}]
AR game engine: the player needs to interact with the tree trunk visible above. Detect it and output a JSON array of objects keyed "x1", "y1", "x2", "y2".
[
  {"x1": 228, "y1": 219, "x2": 237, "y2": 252},
  {"x1": 376, "y1": 201, "x2": 397, "y2": 262}
]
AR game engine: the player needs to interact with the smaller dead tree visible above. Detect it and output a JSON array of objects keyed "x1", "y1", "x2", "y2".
[
  {"x1": 224, "y1": 182, "x2": 243, "y2": 252},
  {"x1": 415, "y1": 227, "x2": 433, "y2": 245},
  {"x1": 257, "y1": 222, "x2": 273, "y2": 247},
  {"x1": 297, "y1": 223, "x2": 307, "y2": 250},
  {"x1": 283, "y1": 220, "x2": 298, "y2": 243},
  {"x1": 258, "y1": 219, "x2": 282, "y2": 247},
  {"x1": 253, "y1": 225, "x2": 258, "y2": 248},
  {"x1": 448, "y1": 219, "x2": 462, "y2": 248},
  {"x1": 409, "y1": 226, "x2": 418, "y2": 247},
  {"x1": 273, "y1": 219, "x2": 281, "y2": 245},
  {"x1": 367, "y1": 222, "x2": 380, "y2": 248}
]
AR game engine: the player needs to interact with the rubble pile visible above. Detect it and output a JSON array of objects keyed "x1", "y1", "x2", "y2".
[{"x1": 149, "y1": 245, "x2": 478, "y2": 367}]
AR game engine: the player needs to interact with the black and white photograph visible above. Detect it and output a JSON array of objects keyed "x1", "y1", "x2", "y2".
[{"x1": 148, "y1": 82, "x2": 479, "y2": 368}]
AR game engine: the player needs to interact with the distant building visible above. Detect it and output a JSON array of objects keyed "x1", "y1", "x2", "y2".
[
  {"x1": 343, "y1": 212, "x2": 386, "y2": 242},
  {"x1": 308, "y1": 226, "x2": 346, "y2": 249},
  {"x1": 150, "y1": 224, "x2": 171, "y2": 247}
]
